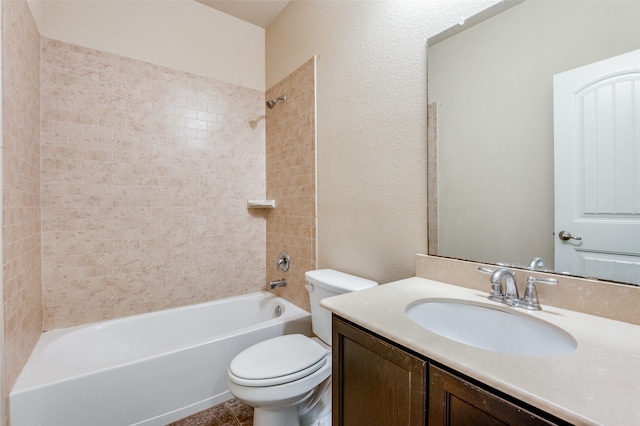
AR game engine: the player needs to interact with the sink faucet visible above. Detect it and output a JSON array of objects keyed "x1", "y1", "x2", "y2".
[
  {"x1": 477, "y1": 266, "x2": 559, "y2": 310},
  {"x1": 528, "y1": 257, "x2": 546, "y2": 271},
  {"x1": 489, "y1": 268, "x2": 519, "y2": 306}
]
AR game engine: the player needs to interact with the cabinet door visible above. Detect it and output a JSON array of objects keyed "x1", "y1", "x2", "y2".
[
  {"x1": 428, "y1": 365, "x2": 561, "y2": 426},
  {"x1": 333, "y1": 316, "x2": 427, "y2": 426}
]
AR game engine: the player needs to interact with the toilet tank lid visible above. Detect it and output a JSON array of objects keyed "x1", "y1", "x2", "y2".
[{"x1": 305, "y1": 269, "x2": 378, "y2": 293}]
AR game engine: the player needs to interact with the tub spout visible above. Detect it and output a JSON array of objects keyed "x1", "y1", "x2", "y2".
[{"x1": 269, "y1": 279, "x2": 287, "y2": 290}]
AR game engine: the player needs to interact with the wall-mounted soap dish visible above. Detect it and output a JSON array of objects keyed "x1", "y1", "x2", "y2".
[{"x1": 247, "y1": 199, "x2": 276, "y2": 209}]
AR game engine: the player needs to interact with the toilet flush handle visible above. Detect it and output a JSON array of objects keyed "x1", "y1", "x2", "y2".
[{"x1": 305, "y1": 283, "x2": 314, "y2": 292}]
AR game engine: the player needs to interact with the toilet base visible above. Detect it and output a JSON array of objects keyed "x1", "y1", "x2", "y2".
[
  {"x1": 254, "y1": 406, "x2": 300, "y2": 426},
  {"x1": 227, "y1": 338, "x2": 333, "y2": 426}
]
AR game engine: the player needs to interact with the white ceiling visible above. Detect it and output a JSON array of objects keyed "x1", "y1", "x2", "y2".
[{"x1": 195, "y1": 0, "x2": 289, "y2": 28}]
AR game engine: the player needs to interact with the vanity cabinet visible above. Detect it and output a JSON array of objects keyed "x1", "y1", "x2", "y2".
[
  {"x1": 428, "y1": 365, "x2": 561, "y2": 425},
  {"x1": 332, "y1": 315, "x2": 427, "y2": 425},
  {"x1": 332, "y1": 316, "x2": 569, "y2": 426}
]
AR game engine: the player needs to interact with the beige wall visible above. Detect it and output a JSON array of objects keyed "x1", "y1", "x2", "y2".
[
  {"x1": 266, "y1": 0, "x2": 501, "y2": 284},
  {"x1": 1, "y1": 0, "x2": 43, "y2": 420},
  {"x1": 266, "y1": 58, "x2": 316, "y2": 311},
  {"x1": 34, "y1": 0, "x2": 265, "y2": 91},
  {"x1": 41, "y1": 38, "x2": 267, "y2": 329},
  {"x1": 430, "y1": 1, "x2": 640, "y2": 269}
]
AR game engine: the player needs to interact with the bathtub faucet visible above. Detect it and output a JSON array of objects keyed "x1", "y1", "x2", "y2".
[{"x1": 269, "y1": 279, "x2": 287, "y2": 290}]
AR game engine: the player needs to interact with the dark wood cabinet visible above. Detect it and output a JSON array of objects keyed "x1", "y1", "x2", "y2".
[
  {"x1": 332, "y1": 316, "x2": 427, "y2": 426},
  {"x1": 428, "y1": 365, "x2": 560, "y2": 426},
  {"x1": 333, "y1": 315, "x2": 570, "y2": 426}
]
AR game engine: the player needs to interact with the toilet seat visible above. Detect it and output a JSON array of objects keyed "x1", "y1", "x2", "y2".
[{"x1": 229, "y1": 334, "x2": 328, "y2": 387}]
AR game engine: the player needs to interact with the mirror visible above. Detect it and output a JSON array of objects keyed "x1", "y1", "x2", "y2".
[{"x1": 427, "y1": 0, "x2": 640, "y2": 285}]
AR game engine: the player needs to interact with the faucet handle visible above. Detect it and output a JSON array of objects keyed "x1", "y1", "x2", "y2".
[
  {"x1": 520, "y1": 276, "x2": 558, "y2": 310},
  {"x1": 276, "y1": 251, "x2": 290, "y2": 272},
  {"x1": 527, "y1": 276, "x2": 558, "y2": 286},
  {"x1": 476, "y1": 267, "x2": 502, "y2": 301}
]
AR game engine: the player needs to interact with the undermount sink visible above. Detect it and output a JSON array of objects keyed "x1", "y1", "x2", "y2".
[{"x1": 406, "y1": 299, "x2": 577, "y2": 356}]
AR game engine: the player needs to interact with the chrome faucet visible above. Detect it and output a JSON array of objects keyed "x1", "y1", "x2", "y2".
[
  {"x1": 477, "y1": 266, "x2": 559, "y2": 310},
  {"x1": 490, "y1": 268, "x2": 519, "y2": 306},
  {"x1": 528, "y1": 257, "x2": 546, "y2": 271},
  {"x1": 269, "y1": 279, "x2": 287, "y2": 290},
  {"x1": 276, "y1": 251, "x2": 290, "y2": 272}
]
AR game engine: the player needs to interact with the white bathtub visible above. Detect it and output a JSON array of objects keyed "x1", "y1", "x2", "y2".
[{"x1": 10, "y1": 292, "x2": 311, "y2": 426}]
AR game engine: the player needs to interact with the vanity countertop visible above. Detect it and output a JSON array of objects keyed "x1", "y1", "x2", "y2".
[{"x1": 321, "y1": 277, "x2": 640, "y2": 426}]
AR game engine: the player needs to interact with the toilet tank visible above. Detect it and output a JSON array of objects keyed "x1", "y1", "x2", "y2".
[{"x1": 305, "y1": 269, "x2": 378, "y2": 345}]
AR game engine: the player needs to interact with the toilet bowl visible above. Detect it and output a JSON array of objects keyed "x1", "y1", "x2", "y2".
[
  {"x1": 227, "y1": 269, "x2": 377, "y2": 426},
  {"x1": 227, "y1": 335, "x2": 332, "y2": 426}
]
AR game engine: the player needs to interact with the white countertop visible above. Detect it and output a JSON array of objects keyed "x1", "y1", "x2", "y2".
[{"x1": 320, "y1": 277, "x2": 640, "y2": 425}]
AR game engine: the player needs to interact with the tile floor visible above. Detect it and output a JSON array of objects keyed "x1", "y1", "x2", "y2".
[{"x1": 168, "y1": 398, "x2": 253, "y2": 426}]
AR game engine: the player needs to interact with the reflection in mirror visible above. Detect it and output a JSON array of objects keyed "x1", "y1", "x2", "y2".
[{"x1": 427, "y1": 0, "x2": 640, "y2": 285}]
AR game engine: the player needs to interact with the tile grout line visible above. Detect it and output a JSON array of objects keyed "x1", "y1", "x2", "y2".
[{"x1": 225, "y1": 400, "x2": 242, "y2": 426}]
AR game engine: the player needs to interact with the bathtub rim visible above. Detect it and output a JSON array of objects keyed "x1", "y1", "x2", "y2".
[{"x1": 11, "y1": 291, "x2": 310, "y2": 394}]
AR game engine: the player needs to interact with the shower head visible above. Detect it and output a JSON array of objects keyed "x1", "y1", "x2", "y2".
[{"x1": 266, "y1": 95, "x2": 286, "y2": 109}]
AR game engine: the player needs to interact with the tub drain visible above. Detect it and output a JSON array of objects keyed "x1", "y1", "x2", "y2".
[{"x1": 274, "y1": 305, "x2": 283, "y2": 317}]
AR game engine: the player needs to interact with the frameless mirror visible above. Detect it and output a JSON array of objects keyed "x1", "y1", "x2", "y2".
[{"x1": 427, "y1": 0, "x2": 640, "y2": 285}]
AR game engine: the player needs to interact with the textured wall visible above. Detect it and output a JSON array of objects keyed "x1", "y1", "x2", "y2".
[
  {"x1": 266, "y1": 0, "x2": 502, "y2": 284},
  {"x1": 41, "y1": 39, "x2": 266, "y2": 329},
  {"x1": 265, "y1": 58, "x2": 316, "y2": 311},
  {"x1": 1, "y1": 0, "x2": 43, "y2": 412}
]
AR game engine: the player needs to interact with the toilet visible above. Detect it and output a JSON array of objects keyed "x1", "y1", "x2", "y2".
[{"x1": 227, "y1": 269, "x2": 378, "y2": 426}]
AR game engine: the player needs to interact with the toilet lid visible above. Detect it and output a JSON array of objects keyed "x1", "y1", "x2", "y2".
[{"x1": 229, "y1": 334, "x2": 327, "y2": 386}]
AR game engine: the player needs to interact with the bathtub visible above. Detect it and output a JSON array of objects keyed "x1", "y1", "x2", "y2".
[{"x1": 10, "y1": 292, "x2": 311, "y2": 426}]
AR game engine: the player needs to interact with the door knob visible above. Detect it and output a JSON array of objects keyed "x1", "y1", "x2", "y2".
[{"x1": 558, "y1": 231, "x2": 582, "y2": 241}]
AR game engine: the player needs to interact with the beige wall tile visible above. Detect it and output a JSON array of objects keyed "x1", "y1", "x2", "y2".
[
  {"x1": 41, "y1": 38, "x2": 267, "y2": 329},
  {"x1": 1, "y1": 0, "x2": 43, "y2": 411},
  {"x1": 265, "y1": 58, "x2": 316, "y2": 311}
]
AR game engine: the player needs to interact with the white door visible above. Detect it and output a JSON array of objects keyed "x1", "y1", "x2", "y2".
[{"x1": 554, "y1": 49, "x2": 640, "y2": 285}]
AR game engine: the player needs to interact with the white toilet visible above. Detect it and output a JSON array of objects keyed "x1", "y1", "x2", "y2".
[{"x1": 227, "y1": 269, "x2": 378, "y2": 426}]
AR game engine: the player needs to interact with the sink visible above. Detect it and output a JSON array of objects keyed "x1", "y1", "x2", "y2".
[{"x1": 405, "y1": 299, "x2": 577, "y2": 356}]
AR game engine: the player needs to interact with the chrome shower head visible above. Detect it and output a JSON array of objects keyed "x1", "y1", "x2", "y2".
[{"x1": 266, "y1": 95, "x2": 286, "y2": 109}]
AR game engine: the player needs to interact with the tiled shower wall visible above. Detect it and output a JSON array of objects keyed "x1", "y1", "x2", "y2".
[
  {"x1": 41, "y1": 38, "x2": 267, "y2": 329},
  {"x1": 2, "y1": 0, "x2": 43, "y2": 401},
  {"x1": 265, "y1": 58, "x2": 316, "y2": 311}
]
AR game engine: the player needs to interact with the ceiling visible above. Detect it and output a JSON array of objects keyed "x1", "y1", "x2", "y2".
[{"x1": 195, "y1": 0, "x2": 289, "y2": 28}]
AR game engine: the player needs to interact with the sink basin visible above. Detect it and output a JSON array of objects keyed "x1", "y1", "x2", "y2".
[{"x1": 406, "y1": 299, "x2": 577, "y2": 356}]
